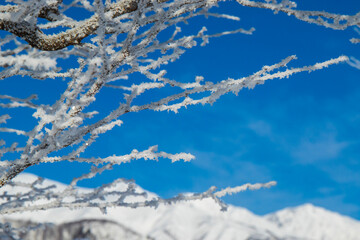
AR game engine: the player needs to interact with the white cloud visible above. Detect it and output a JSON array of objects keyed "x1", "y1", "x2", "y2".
[
  {"x1": 189, "y1": 150, "x2": 273, "y2": 185},
  {"x1": 320, "y1": 164, "x2": 360, "y2": 186},
  {"x1": 248, "y1": 120, "x2": 272, "y2": 138},
  {"x1": 292, "y1": 134, "x2": 348, "y2": 164}
]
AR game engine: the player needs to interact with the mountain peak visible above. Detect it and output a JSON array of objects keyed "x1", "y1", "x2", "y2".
[
  {"x1": 1, "y1": 174, "x2": 360, "y2": 240},
  {"x1": 266, "y1": 203, "x2": 360, "y2": 240}
]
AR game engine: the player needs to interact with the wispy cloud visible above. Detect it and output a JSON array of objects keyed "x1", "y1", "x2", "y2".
[
  {"x1": 248, "y1": 120, "x2": 272, "y2": 138},
  {"x1": 292, "y1": 134, "x2": 348, "y2": 164},
  {"x1": 320, "y1": 164, "x2": 360, "y2": 187},
  {"x1": 190, "y1": 150, "x2": 273, "y2": 184}
]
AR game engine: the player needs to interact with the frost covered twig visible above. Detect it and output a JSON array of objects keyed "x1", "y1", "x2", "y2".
[
  {"x1": 0, "y1": 0, "x2": 258, "y2": 188},
  {"x1": 42, "y1": 145, "x2": 195, "y2": 164},
  {"x1": 0, "y1": 95, "x2": 39, "y2": 109},
  {"x1": 127, "y1": 55, "x2": 348, "y2": 114},
  {"x1": 0, "y1": 170, "x2": 276, "y2": 214},
  {"x1": 351, "y1": 38, "x2": 360, "y2": 44},
  {"x1": 1, "y1": 0, "x2": 359, "y2": 51},
  {"x1": 347, "y1": 56, "x2": 360, "y2": 70},
  {"x1": 0, "y1": 0, "x2": 356, "y2": 223},
  {"x1": 236, "y1": 0, "x2": 360, "y2": 30}
]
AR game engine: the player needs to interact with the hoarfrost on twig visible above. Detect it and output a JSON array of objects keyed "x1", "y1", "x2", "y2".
[{"x1": 0, "y1": 2, "x2": 357, "y2": 237}]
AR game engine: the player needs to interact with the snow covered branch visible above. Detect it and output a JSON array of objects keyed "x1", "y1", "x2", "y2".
[
  {"x1": 0, "y1": 171, "x2": 276, "y2": 215},
  {"x1": 1, "y1": 0, "x2": 358, "y2": 51},
  {"x1": 351, "y1": 38, "x2": 360, "y2": 44},
  {"x1": 128, "y1": 55, "x2": 348, "y2": 113},
  {"x1": 236, "y1": 0, "x2": 360, "y2": 30},
  {"x1": 0, "y1": 0, "x2": 357, "y2": 224}
]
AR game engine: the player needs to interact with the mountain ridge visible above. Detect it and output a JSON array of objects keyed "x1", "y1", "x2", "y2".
[{"x1": 1, "y1": 173, "x2": 359, "y2": 240}]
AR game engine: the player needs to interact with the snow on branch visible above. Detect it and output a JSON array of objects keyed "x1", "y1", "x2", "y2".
[
  {"x1": 1, "y1": 0, "x2": 358, "y2": 51},
  {"x1": 351, "y1": 38, "x2": 360, "y2": 44},
  {"x1": 0, "y1": 170, "x2": 276, "y2": 215},
  {"x1": 214, "y1": 181, "x2": 277, "y2": 198},
  {"x1": 0, "y1": 94, "x2": 39, "y2": 109},
  {"x1": 129, "y1": 55, "x2": 348, "y2": 113},
  {"x1": 0, "y1": 54, "x2": 56, "y2": 71},
  {"x1": 347, "y1": 56, "x2": 360, "y2": 70},
  {"x1": 0, "y1": 115, "x2": 10, "y2": 124},
  {"x1": 42, "y1": 145, "x2": 195, "y2": 164},
  {"x1": 0, "y1": 128, "x2": 27, "y2": 136},
  {"x1": 236, "y1": 0, "x2": 360, "y2": 30},
  {"x1": 0, "y1": 0, "x2": 357, "y2": 227}
]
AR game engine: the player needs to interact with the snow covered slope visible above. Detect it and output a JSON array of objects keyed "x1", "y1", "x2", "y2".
[
  {"x1": 1, "y1": 173, "x2": 360, "y2": 240},
  {"x1": 266, "y1": 204, "x2": 360, "y2": 240}
]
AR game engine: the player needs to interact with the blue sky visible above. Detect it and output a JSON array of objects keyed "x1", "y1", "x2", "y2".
[{"x1": 1, "y1": 0, "x2": 360, "y2": 219}]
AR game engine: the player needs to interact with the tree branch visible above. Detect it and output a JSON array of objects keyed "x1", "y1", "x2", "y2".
[
  {"x1": 1, "y1": 0, "x2": 359, "y2": 51},
  {"x1": 0, "y1": 0, "x2": 138, "y2": 51}
]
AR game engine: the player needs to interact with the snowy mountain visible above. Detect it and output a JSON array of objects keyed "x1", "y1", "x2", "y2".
[
  {"x1": 265, "y1": 204, "x2": 360, "y2": 240},
  {"x1": 1, "y1": 173, "x2": 360, "y2": 240}
]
